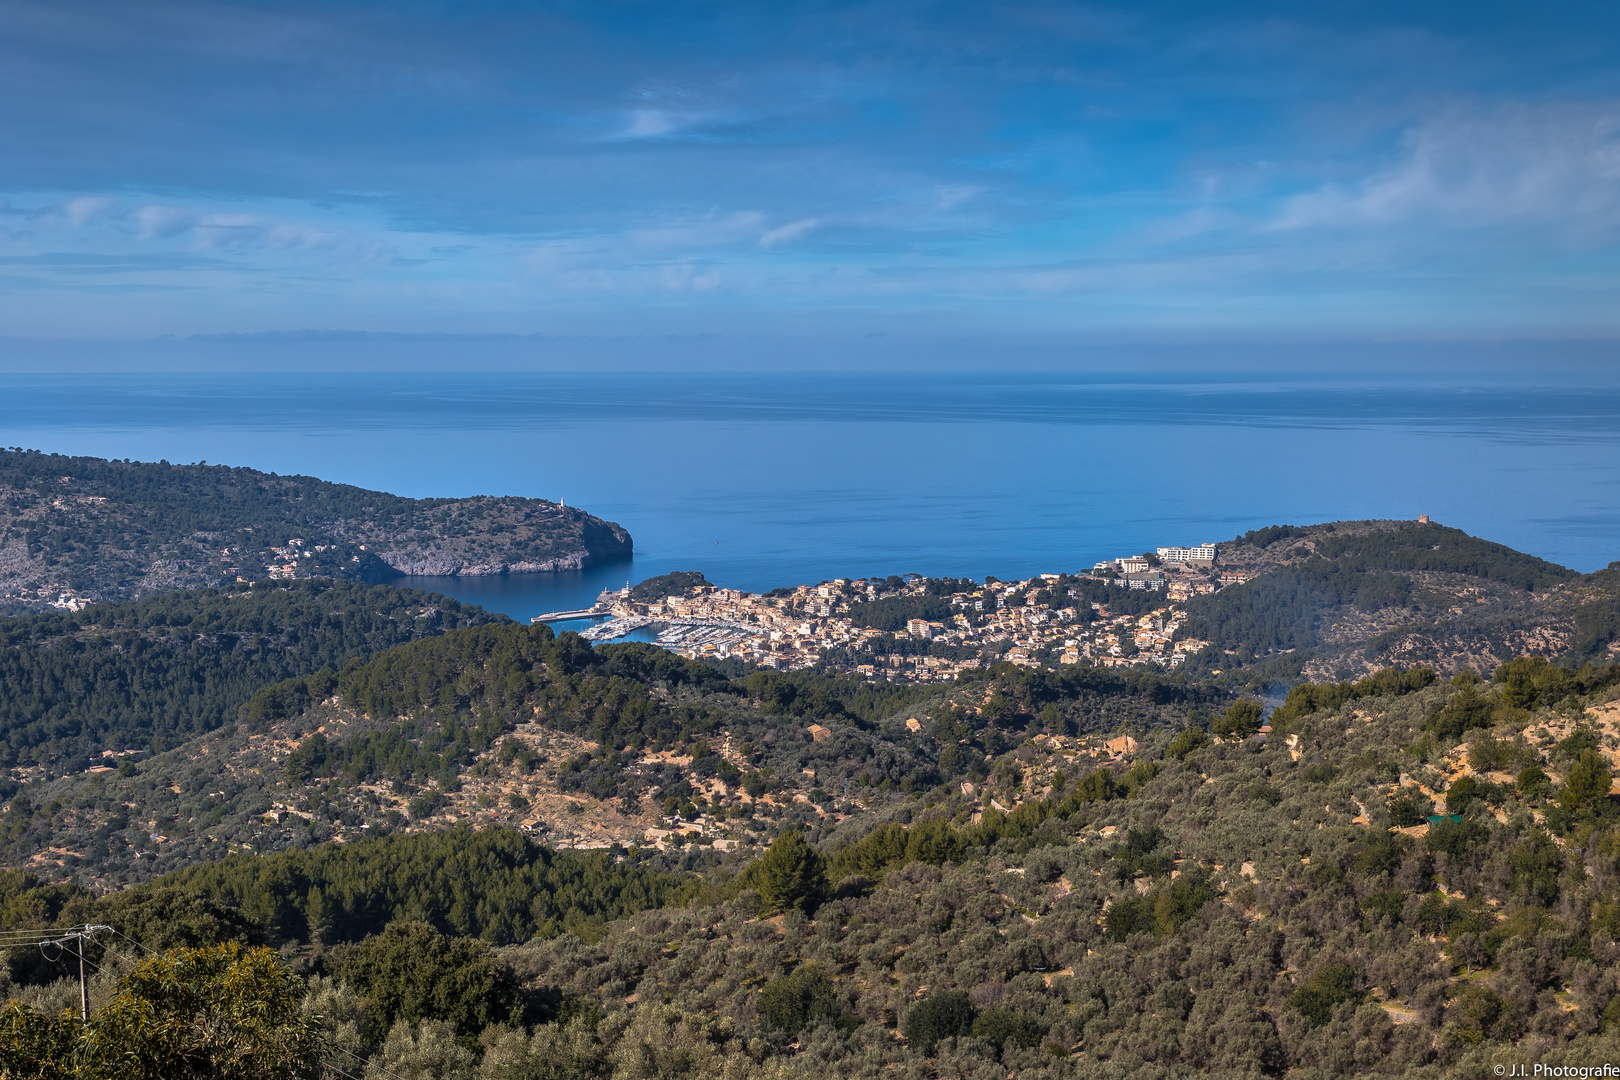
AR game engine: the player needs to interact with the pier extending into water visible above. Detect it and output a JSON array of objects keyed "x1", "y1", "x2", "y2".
[
  {"x1": 578, "y1": 616, "x2": 655, "y2": 641},
  {"x1": 564, "y1": 613, "x2": 764, "y2": 652},
  {"x1": 529, "y1": 606, "x2": 606, "y2": 624}
]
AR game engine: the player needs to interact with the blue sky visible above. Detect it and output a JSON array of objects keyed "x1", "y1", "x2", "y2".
[{"x1": 2, "y1": 0, "x2": 1619, "y2": 361}]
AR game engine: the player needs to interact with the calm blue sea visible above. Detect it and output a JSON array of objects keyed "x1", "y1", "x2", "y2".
[{"x1": 2, "y1": 371, "x2": 1617, "y2": 623}]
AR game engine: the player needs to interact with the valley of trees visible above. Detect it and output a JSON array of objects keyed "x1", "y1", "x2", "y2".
[
  {"x1": 0, "y1": 612, "x2": 1223, "y2": 890},
  {"x1": 1569, "y1": 561, "x2": 1620, "y2": 665},
  {"x1": 257, "y1": 622, "x2": 1221, "y2": 805},
  {"x1": 5, "y1": 657, "x2": 1620, "y2": 1078},
  {"x1": 3, "y1": 515, "x2": 1620, "y2": 1077},
  {"x1": 0, "y1": 580, "x2": 506, "y2": 780},
  {"x1": 1181, "y1": 560, "x2": 1413, "y2": 658},
  {"x1": 160, "y1": 827, "x2": 696, "y2": 946}
]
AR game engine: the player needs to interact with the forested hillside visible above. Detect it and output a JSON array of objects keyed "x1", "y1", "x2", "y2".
[
  {"x1": 159, "y1": 827, "x2": 695, "y2": 946},
  {"x1": 0, "y1": 618, "x2": 1226, "y2": 890},
  {"x1": 6, "y1": 505, "x2": 1620, "y2": 1076},
  {"x1": 7, "y1": 657, "x2": 1620, "y2": 1078},
  {"x1": 1178, "y1": 519, "x2": 1619, "y2": 681},
  {"x1": 0, "y1": 448, "x2": 633, "y2": 609},
  {"x1": 0, "y1": 580, "x2": 505, "y2": 781},
  {"x1": 1227, "y1": 521, "x2": 1576, "y2": 590},
  {"x1": 493, "y1": 659, "x2": 1620, "y2": 1080}
]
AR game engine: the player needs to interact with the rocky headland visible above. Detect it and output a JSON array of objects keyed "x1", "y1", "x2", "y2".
[{"x1": 0, "y1": 450, "x2": 632, "y2": 611}]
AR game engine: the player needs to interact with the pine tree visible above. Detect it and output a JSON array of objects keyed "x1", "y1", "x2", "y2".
[
  {"x1": 755, "y1": 832, "x2": 827, "y2": 914},
  {"x1": 305, "y1": 885, "x2": 333, "y2": 945},
  {"x1": 1212, "y1": 699, "x2": 1263, "y2": 739},
  {"x1": 1562, "y1": 749, "x2": 1613, "y2": 810}
]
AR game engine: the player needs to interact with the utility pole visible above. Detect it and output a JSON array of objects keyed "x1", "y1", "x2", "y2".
[
  {"x1": 43, "y1": 925, "x2": 112, "y2": 1021},
  {"x1": 76, "y1": 932, "x2": 87, "y2": 1021}
]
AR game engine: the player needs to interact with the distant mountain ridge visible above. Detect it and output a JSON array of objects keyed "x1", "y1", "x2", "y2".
[{"x1": 0, "y1": 449, "x2": 632, "y2": 609}]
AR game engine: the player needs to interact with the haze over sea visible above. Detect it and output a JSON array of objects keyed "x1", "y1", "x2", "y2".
[{"x1": 3, "y1": 369, "x2": 1618, "y2": 625}]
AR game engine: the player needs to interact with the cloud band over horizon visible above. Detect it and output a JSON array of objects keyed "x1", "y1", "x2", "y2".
[{"x1": 1, "y1": 0, "x2": 1618, "y2": 349}]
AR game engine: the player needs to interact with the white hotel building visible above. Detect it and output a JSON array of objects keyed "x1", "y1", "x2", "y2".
[{"x1": 1156, "y1": 545, "x2": 1217, "y2": 564}]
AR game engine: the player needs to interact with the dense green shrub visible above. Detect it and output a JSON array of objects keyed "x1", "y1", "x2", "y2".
[
  {"x1": 1445, "y1": 775, "x2": 1480, "y2": 814},
  {"x1": 1291, "y1": 963, "x2": 1363, "y2": 1025},
  {"x1": 970, "y1": 1009, "x2": 1042, "y2": 1056},
  {"x1": 756, "y1": 965, "x2": 854, "y2": 1034},
  {"x1": 1427, "y1": 818, "x2": 1490, "y2": 861},
  {"x1": 327, "y1": 922, "x2": 536, "y2": 1042},
  {"x1": 901, "y1": 990, "x2": 975, "y2": 1055},
  {"x1": 1165, "y1": 727, "x2": 1209, "y2": 758},
  {"x1": 1428, "y1": 684, "x2": 1496, "y2": 743},
  {"x1": 1468, "y1": 731, "x2": 1529, "y2": 772},
  {"x1": 1352, "y1": 832, "x2": 1408, "y2": 878},
  {"x1": 1517, "y1": 766, "x2": 1552, "y2": 797},
  {"x1": 1388, "y1": 792, "x2": 1427, "y2": 826}
]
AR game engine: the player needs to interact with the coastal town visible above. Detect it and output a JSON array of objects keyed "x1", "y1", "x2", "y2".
[{"x1": 542, "y1": 543, "x2": 1253, "y2": 682}]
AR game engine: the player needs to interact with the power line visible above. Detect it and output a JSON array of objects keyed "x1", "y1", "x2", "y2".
[
  {"x1": 329, "y1": 1042, "x2": 415, "y2": 1080},
  {"x1": 108, "y1": 926, "x2": 159, "y2": 958},
  {"x1": 91, "y1": 938, "x2": 145, "y2": 973},
  {"x1": 7, "y1": 921, "x2": 386, "y2": 1080},
  {"x1": 16, "y1": 922, "x2": 399, "y2": 1080},
  {"x1": 104, "y1": 929, "x2": 401, "y2": 1080},
  {"x1": 49, "y1": 947, "x2": 109, "y2": 978},
  {"x1": 30, "y1": 925, "x2": 112, "y2": 1020}
]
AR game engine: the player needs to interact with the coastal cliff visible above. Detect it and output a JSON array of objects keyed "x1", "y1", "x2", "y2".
[
  {"x1": 359, "y1": 495, "x2": 632, "y2": 577},
  {"x1": 0, "y1": 450, "x2": 631, "y2": 610}
]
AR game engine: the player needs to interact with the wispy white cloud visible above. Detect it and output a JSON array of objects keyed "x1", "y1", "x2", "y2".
[
  {"x1": 2, "y1": 0, "x2": 1620, "y2": 338},
  {"x1": 127, "y1": 203, "x2": 394, "y2": 266},
  {"x1": 622, "y1": 109, "x2": 679, "y2": 139},
  {"x1": 136, "y1": 204, "x2": 196, "y2": 240},
  {"x1": 1273, "y1": 101, "x2": 1620, "y2": 237},
  {"x1": 932, "y1": 185, "x2": 983, "y2": 212},
  {"x1": 519, "y1": 210, "x2": 779, "y2": 294},
  {"x1": 624, "y1": 211, "x2": 766, "y2": 253},
  {"x1": 64, "y1": 195, "x2": 110, "y2": 226},
  {"x1": 0, "y1": 193, "x2": 405, "y2": 282},
  {"x1": 759, "y1": 218, "x2": 820, "y2": 248}
]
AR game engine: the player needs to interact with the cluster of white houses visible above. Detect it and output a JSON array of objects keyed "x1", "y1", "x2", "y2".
[{"x1": 557, "y1": 538, "x2": 1243, "y2": 682}]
